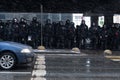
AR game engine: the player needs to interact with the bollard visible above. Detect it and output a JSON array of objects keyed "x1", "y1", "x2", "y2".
[
  {"x1": 72, "y1": 47, "x2": 80, "y2": 53},
  {"x1": 104, "y1": 49, "x2": 112, "y2": 56},
  {"x1": 38, "y1": 45, "x2": 46, "y2": 50}
]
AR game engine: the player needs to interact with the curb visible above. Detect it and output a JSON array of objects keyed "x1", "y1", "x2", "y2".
[{"x1": 33, "y1": 49, "x2": 80, "y2": 54}]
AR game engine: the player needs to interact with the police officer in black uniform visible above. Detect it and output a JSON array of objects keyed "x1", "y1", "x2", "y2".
[
  {"x1": 99, "y1": 24, "x2": 109, "y2": 49},
  {"x1": 19, "y1": 17, "x2": 28, "y2": 44},
  {"x1": 76, "y1": 20, "x2": 88, "y2": 49},
  {"x1": 108, "y1": 24, "x2": 119, "y2": 50},
  {"x1": 65, "y1": 19, "x2": 71, "y2": 48},
  {"x1": 56, "y1": 21, "x2": 66, "y2": 48},
  {"x1": 43, "y1": 19, "x2": 54, "y2": 48},
  {"x1": 114, "y1": 24, "x2": 120, "y2": 49},
  {"x1": 67, "y1": 22, "x2": 75, "y2": 48},
  {"x1": 29, "y1": 17, "x2": 41, "y2": 48},
  {"x1": 51, "y1": 22, "x2": 57, "y2": 48},
  {"x1": 11, "y1": 18, "x2": 20, "y2": 42},
  {"x1": 89, "y1": 23, "x2": 99, "y2": 49},
  {"x1": 0, "y1": 20, "x2": 5, "y2": 40},
  {"x1": 4, "y1": 20, "x2": 12, "y2": 41}
]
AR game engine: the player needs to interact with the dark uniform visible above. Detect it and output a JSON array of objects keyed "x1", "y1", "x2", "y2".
[
  {"x1": 19, "y1": 18, "x2": 28, "y2": 44},
  {"x1": 0, "y1": 20, "x2": 5, "y2": 40},
  {"x1": 43, "y1": 19, "x2": 54, "y2": 48},
  {"x1": 89, "y1": 23, "x2": 99, "y2": 49},
  {"x1": 51, "y1": 22, "x2": 57, "y2": 48},
  {"x1": 29, "y1": 17, "x2": 41, "y2": 48},
  {"x1": 99, "y1": 25, "x2": 109, "y2": 49},
  {"x1": 67, "y1": 22, "x2": 75, "y2": 48},
  {"x1": 65, "y1": 19, "x2": 71, "y2": 48},
  {"x1": 4, "y1": 20, "x2": 12, "y2": 41},
  {"x1": 108, "y1": 24, "x2": 120, "y2": 50},
  {"x1": 56, "y1": 21, "x2": 66, "y2": 48},
  {"x1": 11, "y1": 18, "x2": 20, "y2": 42},
  {"x1": 76, "y1": 20, "x2": 88, "y2": 49},
  {"x1": 114, "y1": 24, "x2": 120, "y2": 49}
]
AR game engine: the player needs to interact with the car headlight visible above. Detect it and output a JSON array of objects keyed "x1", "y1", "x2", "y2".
[{"x1": 21, "y1": 49, "x2": 31, "y2": 53}]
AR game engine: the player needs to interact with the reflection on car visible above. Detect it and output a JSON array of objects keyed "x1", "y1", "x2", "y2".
[{"x1": 0, "y1": 41, "x2": 35, "y2": 70}]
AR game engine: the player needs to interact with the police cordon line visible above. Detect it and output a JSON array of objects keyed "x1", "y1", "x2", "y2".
[{"x1": 0, "y1": 17, "x2": 120, "y2": 50}]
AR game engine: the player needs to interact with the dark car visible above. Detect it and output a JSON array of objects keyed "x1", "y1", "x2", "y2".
[{"x1": 0, "y1": 41, "x2": 35, "y2": 70}]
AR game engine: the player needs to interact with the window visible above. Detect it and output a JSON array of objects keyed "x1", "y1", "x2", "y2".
[
  {"x1": 113, "y1": 14, "x2": 120, "y2": 23},
  {"x1": 72, "y1": 13, "x2": 83, "y2": 27}
]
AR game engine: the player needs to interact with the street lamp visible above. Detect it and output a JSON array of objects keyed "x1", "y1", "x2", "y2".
[{"x1": 38, "y1": 4, "x2": 45, "y2": 50}]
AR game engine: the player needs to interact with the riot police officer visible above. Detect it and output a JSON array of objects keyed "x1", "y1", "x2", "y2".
[
  {"x1": 56, "y1": 21, "x2": 67, "y2": 48},
  {"x1": 43, "y1": 19, "x2": 54, "y2": 48},
  {"x1": 114, "y1": 24, "x2": 120, "y2": 49},
  {"x1": 11, "y1": 18, "x2": 20, "y2": 42},
  {"x1": 51, "y1": 22, "x2": 57, "y2": 48},
  {"x1": 108, "y1": 24, "x2": 119, "y2": 50},
  {"x1": 99, "y1": 24, "x2": 109, "y2": 49},
  {"x1": 29, "y1": 17, "x2": 41, "y2": 48},
  {"x1": 65, "y1": 19, "x2": 72, "y2": 48},
  {"x1": 67, "y1": 22, "x2": 75, "y2": 49},
  {"x1": 76, "y1": 20, "x2": 88, "y2": 49},
  {"x1": 89, "y1": 23, "x2": 99, "y2": 49},
  {"x1": 4, "y1": 20, "x2": 12, "y2": 41},
  {"x1": 19, "y1": 17, "x2": 28, "y2": 44},
  {"x1": 0, "y1": 20, "x2": 5, "y2": 40}
]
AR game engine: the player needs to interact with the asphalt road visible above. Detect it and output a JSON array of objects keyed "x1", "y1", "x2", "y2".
[
  {"x1": 0, "y1": 61, "x2": 34, "y2": 80},
  {"x1": 31, "y1": 53, "x2": 120, "y2": 80},
  {"x1": 1, "y1": 51, "x2": 120, "y2": 80}
]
